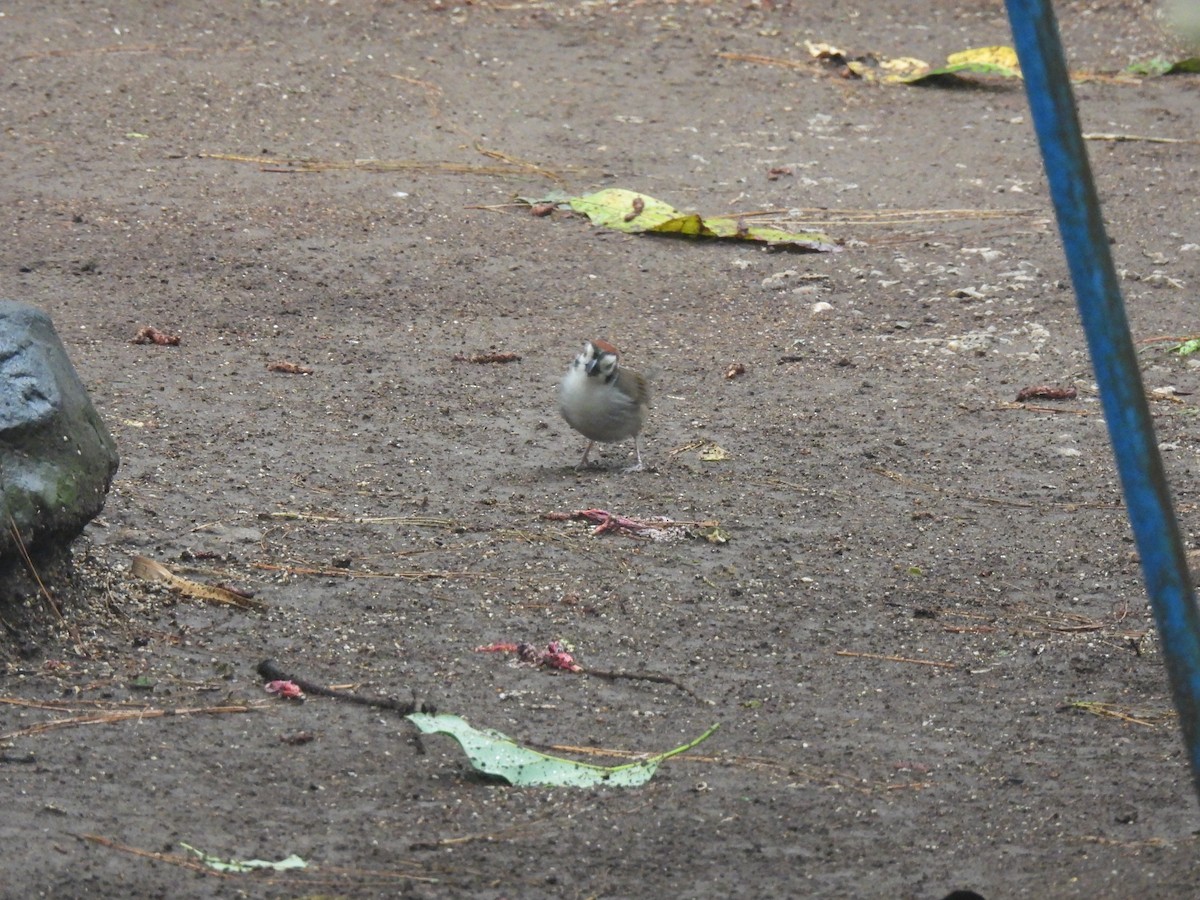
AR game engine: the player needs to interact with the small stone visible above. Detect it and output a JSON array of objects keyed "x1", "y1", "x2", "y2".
[
  {"x1": 950, "y1": 286, "x2": 986, "y2": 299},
  {"x1": 761, "y1": 269, "x2": 800, "y2": 290}
]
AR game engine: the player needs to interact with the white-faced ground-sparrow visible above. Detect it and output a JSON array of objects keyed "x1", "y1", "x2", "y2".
[{"x1": 559, "y1": 339, "x2": 649, "y2": 472}]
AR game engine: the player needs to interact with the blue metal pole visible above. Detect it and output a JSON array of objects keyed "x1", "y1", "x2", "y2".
[{"x1": 1004, "y1": 0, "x2": 1200, "y2": 802}]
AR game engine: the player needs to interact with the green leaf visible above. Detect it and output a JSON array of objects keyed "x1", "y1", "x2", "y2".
[
  {"x1": 569, "y1": 189, "x2": 707, "y2": 235},
  {"x1": 899, "y1": 46, "x2": 1022, "y2": 84},
  {"x1": 407, "y1": 713, "x2": 719, "y2": 787},
  {"x1": 1126, "y1": 56, "x2": 1200, "y2": 77},
  {"x1": 179, "y1": 843, "x2": 308, "y2": 873},
  {"x1": 1172, "y1": 338, "x2": 1200, "y2": 357},
  {"x1": 566, "y1": 189, "x2": 835, "y2": 251},
  {"x1": 847, "y1": 46, "x2": 1022, "y2": 85}
]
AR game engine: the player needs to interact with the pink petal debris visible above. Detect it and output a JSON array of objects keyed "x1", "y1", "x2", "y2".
[
  {"x1": 474, "y1": 640, "x2": 583, "y2": 673},
  {"x1": 542, "y1": 508, "x2": 684, "y2": 539},
  {"x1": 265, "y1": 680, "x2": 305, "y2": 700}
]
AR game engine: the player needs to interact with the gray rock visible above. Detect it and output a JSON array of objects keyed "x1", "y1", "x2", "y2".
[{"x1": 1, "y1": 301, "x2": 119, "y2": 566}]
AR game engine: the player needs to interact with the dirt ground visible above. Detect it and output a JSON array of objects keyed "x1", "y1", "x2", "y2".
[{"x1": 3, "y1": 1, "x2": 1200, "y2": 897}]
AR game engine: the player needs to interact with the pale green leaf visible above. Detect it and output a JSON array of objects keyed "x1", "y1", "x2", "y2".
[
  {"x1": 1126, "y1": 56, "x2": 1200, "y2": 77},
  {"x1": 702, "y1": 524, "x2": 730, "y2": 544},
  {"x1": 699, "y1": 442, "x2": 730, "y2": 461},
  {"x1": 407, "y1": 713, "x2": 719, "y2": 787},
  {"x1": 180, "y1": 843, "x2": 308, "y2": 873}
]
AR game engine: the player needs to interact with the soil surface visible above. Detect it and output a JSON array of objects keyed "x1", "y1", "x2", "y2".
[{"x1": 4, "y1": 2, "x2": 1200, "y2": 897}]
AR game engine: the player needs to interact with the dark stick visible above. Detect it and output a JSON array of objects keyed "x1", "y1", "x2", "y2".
[{"x1": 257, "y1": 658, "x2": 436, "y2": 715}]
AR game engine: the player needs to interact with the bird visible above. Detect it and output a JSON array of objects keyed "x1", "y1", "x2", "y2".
[{"x1": 559, "y1": 339, "x2": 649, "y2": 472}]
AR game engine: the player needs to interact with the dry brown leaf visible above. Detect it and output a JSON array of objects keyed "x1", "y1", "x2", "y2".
[{"x1": 130, "y1": 555, "x2": 265, "y2": 610}]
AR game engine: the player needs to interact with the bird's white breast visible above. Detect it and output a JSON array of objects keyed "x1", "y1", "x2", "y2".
[{"x1": 559, "y1": 362, "x2": 643, "y2": 442}]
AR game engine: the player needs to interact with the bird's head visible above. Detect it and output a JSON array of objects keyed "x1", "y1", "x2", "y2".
[{"x1": 583, "y1": 339, "x2": 620, "y2": 379}]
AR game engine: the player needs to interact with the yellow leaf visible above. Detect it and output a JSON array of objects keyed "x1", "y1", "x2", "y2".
[
  {"x1": 946, "y1": 45, "x2": 1019, "y2": 69},
  {"x1": 568, "y1": 188, "x2": 698, "y2": 234},
  {"x1": 565, "y1": 189, "x2": 835, "y2": 250},
  {"x1": 703, "y1": 525, "x2": 730, "y2": 544},
  {"x1": 880, "y1": 56, "x2": 933, "y2": 79}
]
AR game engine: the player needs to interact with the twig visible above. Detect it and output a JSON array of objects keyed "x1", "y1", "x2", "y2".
[
  {"x1": 77, "y1": 833, "x2": 442, "y2": 885},
  {"x1": 8, "y1": 516, "x2": 62, "y2": 621},
  {"x1": 835, "y1": 650, "x2": 957, "y2": 669},
  {"x1": 0, "y1": 697, "x2": 94, "y2": 711},
  {"x1": 200, "y1": 152, "x2": 556, "y2": 179},
  {"x1": 0, "y1": 704, "x2": 260, "y2": 741},
  {"x1": 266, "y1": 511, "x2": 454, "y2": 526},
  {"x1": 389, "y1": 73, "x2": 444, "y2": 117},
  {"x1": 669, "y1": 439, "x2": 709, "y2": 457},
  {"x1": 1064, "y1": 700, "x2": 1163, "y2": 727},
  {"x1": 452, "y1": 350, "x2": 522, "y2": 364},
  {"x1": 943, "y1": 624, "x2": 996, "y2": 634},
  {"x1": 252, "y1": 562, "x2": 484, "y2": 580},
  {"x1": 1083, "y1": 132, "x2": 1199, "y2": 144},
  {"x1": 996, "y1": 401, "x2": 1092, "y2": 415},
  {"x1": 717, "y1": 51, "x2": 810, "y2": 70},
  {"x1": 475, "y1": 144, "x2": 562, "y2": 181},
  {"x1": 1080, "y1": 834, "x2": 1190, "y2": 848},
  {"x1": 409, "y1": 805, "x2": 599, "y2": 851},
  {"x1": 76, "y1": 834, "x2": 227, "y2": 877},
  {"x1": 1136, "y1": 333, "x2": 1200, "y2": 345},
  {"x1": 256, "y1": 659, "x2": 435, "y2": 715},
  {"x1": 463, "y1": 203, "x2": 532, "y2": 213},
  {"x1": 731, "y1": 206, "x2": 1038, "y2": 226}
]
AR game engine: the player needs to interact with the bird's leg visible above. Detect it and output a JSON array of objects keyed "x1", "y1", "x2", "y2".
[
  {"x1": 622, "y1": 436, "x2": 645, "y2": 474},
  {"x1": 576, "y1": 441, "x2": 595, "y2": 470}
]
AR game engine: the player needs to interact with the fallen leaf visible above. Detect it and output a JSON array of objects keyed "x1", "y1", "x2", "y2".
[
  {"x1": 566, "y1": 188, "x2": 836, "y2": 251},
  {"x1": 267, "y1": 361, "x2": 313, "y2": 374},
  {"x1": 130, "y1": 555, "x2": 266, "y2": 610},
  {"x1": 132, "y1": 326, "x2": 181, "y2": 346},
  {"x1": 1015, "y1": 385, "x2": 1078, "y2": 402},
  {"x1": 453, "y1": 351, "x2": 522, "y2": 363},
  {"x1": 699, "y1": 443, "x2": 731, "y2": 462},
  {"x1": 406, "y1": 713, "x2": 719, "y2": 787},
  {"x1": 882, "y1": 46, "x2": 1022, "y2": 84},
  {"x1": 1126, "y1": 56, "x2": 1200, "y2": 77},
  {"x1": 179, "y1": 843, "x2": 307, "y2": 874}
]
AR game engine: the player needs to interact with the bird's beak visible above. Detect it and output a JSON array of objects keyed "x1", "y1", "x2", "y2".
[{"x1": 584, "y1": 358, "x2": 600, "y2": 376}]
